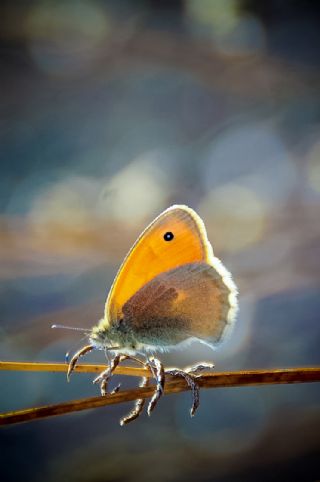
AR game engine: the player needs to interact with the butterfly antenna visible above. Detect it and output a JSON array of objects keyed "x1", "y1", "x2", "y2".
[
  {"x1": 51, "y1": 324, "x2": 92, "y2": 363},
  {"x1": 51, "y1": 324, "x2": 91, "y2": 333}
]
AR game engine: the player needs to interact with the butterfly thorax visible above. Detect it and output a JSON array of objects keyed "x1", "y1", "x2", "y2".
[{"x1": 90, "y1": 316, "x2": 140, "y2": 353}]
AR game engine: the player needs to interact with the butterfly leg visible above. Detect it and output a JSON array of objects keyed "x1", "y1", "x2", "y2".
[
  {"x1": 164, "y1": 362, "x2": 215, "y2": 417},
  {"x1": 184, "y1": 361, "x2": 215, "y2": 374},
  {"x1": 97, "y1": 353, "x2": 150, "y2": 396},
  {"x1": 164, "y1": 367, "x2": 200, "y2": 416},
  {"x1": 120, "y1": 355, "x2": 165, "y2": 424},
  {"x1": 120, "y1": 374, "x2": 151, "y2": 425},
  {"x1": 67, "y1": 344, "x2": 94, "y2": 381},
  {"x1": 145, "y1": 356, "x2": 165, "y2": 416},
  {"x1": 93, "y1": 354, "x2": 123, "y2": 396},
  {"x1": 92, "y1": 353, "x2": 166, "y2": 424}
]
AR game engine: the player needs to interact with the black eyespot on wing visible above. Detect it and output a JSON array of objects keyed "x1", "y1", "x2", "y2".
[{"x1": 164, "y1": 231, "x2": 174, "y2": 241}]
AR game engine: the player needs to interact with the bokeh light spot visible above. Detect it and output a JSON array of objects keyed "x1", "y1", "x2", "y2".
[
  {"x1": 26, "y1": 1, "x2": 110, "y2": 76},
  {"x1": 307, "y1": 141, "x2": 320, "y2": 193},
  {"x1": 97, "y1": 152, "x2": 170, "y2": 226},
  {"x1": 200, "y1": 183, "x2": 267, "y2": 252}
]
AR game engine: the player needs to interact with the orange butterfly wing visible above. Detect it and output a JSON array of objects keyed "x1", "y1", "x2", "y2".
[{"x1": 105, "y1": 205, "x2": 237, "y2": 343}]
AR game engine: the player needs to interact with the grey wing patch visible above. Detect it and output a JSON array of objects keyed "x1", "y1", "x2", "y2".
[
  {"x1": 122, "y1": 279, "x2": 184, "y2": 345},
  {"x1": 127, "y1": 280, "x2": 178, "y2": 317},
  {"x1": 122, "y1": 262, "x2": 235, "y2": 347}
]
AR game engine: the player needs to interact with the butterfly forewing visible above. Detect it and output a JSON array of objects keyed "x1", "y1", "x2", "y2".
[{"x1": 105, "y1": 206, "x2": 211, "y2": 323}]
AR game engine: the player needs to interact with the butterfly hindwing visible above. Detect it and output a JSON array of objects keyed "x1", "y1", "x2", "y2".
[{"x1": 121, "y1": 262, "x2": 233, "y2": 348}]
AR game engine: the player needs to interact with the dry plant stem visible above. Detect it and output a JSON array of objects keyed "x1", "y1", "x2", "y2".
[
  {"x1": 0, "y1": 367, "x2": 319, "y2": 427},
  {"x1": 0, "y1": 361, "x2": 149, "y2": 378}
]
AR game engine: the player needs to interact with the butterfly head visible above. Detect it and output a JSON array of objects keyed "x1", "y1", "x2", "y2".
[
  {"x1": 89, "y1": 319, "x2": 112, "y2": 349},
  {"x1": 89, "y1": 317, "x2": 138, "y2": 353}
]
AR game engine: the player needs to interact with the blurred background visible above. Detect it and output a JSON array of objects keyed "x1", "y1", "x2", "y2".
[{"x1": 1, "y1": 0, "x2": 320, "y2": 480}]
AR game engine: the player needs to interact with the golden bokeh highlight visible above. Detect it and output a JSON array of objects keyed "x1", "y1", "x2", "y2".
[
  {"x1": 97, "y1": 154, "x2": 170, "y2": 226},
  {"x1": 200, "y1": 183, "x2": 267, "y2": 253},
  {"x1": 306, "y1": 141, "x2": 320, "y2": 193},
  {"x1": 25, "y1": 1, "x2": 111, "y2": 75}
]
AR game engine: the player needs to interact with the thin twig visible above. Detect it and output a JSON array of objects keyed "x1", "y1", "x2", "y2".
[
  {"x1": 0, "y1": 361, "x2": 149, "y2": 377},
  {"x1": 0, "y1": 364, "x2": 319, "y2": 426}
]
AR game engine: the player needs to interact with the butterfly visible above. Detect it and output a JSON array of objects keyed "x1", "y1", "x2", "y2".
[{"x1": 63, "y1": 205, "x2": 238, "y2": 425}]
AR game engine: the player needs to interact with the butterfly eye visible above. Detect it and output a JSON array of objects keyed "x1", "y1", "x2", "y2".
[{"x1": 163, "y1": 231, "x2": 174, "y2": 241}]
